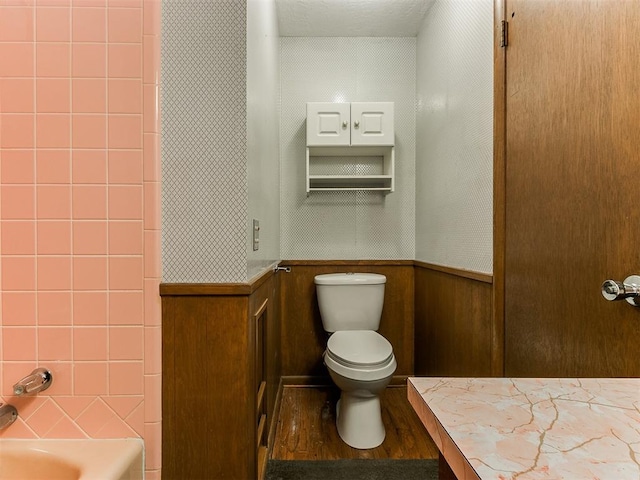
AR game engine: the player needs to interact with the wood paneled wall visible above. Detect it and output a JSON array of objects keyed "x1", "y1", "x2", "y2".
[
  {"x1": 414, "y1": 263, "x2": 494, "y2": 376},
  {"x1": 161, "y1": 270, "x2": 280, "y2": 480},
  {"x1": 279, "y1": 261, "x2": 415, "y2": 378}
]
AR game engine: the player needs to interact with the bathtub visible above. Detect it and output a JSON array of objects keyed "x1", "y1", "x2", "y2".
[{"x1": 0, "y1": 438, "x2": 144, "y2": 480}]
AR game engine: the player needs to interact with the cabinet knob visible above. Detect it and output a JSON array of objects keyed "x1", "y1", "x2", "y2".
[
  {"x1": 354, "y1": 121, "x2": 360, "y2": 129},
  {"x1": 342, "y1": 121, "x2": 348, "y2": 129}
]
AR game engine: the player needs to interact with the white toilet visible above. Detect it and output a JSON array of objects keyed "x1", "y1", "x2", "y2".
[{"x1": 314, "y1": 272, "x2": 397, "y2": 449}]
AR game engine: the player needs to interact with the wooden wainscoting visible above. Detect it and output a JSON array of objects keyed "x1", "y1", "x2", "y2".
[
  {"x1": 161, "y1": 268, "x2": 280, "y2": 480},
  {"x1": 279, "y1": 260, "x2": 415, "y2": 379},
  {"x1": 414, "y1": 262, "x2": 495, "y2": 376}
]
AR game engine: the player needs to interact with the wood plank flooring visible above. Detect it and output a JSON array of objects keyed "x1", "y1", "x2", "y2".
[{"x1": 271, "y1": 385, "x2": 439, "y2": 460}]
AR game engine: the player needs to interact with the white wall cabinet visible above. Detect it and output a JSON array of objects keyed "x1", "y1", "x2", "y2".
[{"x1": 306, "y1": 102, "x2": 395, "y2": 194}]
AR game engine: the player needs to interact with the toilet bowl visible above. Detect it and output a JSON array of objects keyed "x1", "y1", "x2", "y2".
[
  {"x1": 314, "y1": 273, "x2": 396, "y2": 449},
  {"x1": 323, "y1": 330, "x2": 397, "y2": 449}
]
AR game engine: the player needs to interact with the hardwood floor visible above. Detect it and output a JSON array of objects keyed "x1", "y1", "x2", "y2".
[{"x1": 271, "y1": 385, "x2": 439, "y2": 460}]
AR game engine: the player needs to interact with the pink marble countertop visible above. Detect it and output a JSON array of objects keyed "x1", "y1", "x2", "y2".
[{"x1": 408, "y1": 377, "x2": 640, "y2": 480}]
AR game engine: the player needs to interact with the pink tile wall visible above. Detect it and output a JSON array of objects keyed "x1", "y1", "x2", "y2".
[{"x1": 0, "y1": 1, "x2": 161, "y2": 478}]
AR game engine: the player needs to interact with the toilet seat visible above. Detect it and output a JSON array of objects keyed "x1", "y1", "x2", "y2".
[{"x1": 325, "y1": 331, "x2": 396, "y2": 381}]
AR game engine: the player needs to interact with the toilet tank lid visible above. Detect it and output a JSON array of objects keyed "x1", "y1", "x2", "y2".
[{"x1": 314, "y1": 273, "x2": 386, "y2": 285}]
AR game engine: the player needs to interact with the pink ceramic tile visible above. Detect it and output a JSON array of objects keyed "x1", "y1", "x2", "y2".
[
  {"x1": 36, "y1": 149, "x2": 71, "y2": 183},
  {"x1": 38, "y1": 327, "x2": 72, "y2": 361},
  {"x1": 71, "y1": 185, "x2": 107, "y2": 219},
  {"x1": 72, "y1": 0, "x2": 106, "y2": 6},
  {"x1": 142, "y1": 34, "x2": 159, "y2": 85},
  {"x1": 124, "y1": 400, "x2": 144, "y2": 436},
  {"x1": 0, "y1": 6, "x2": 34, "y2": 41},
  {"x1": 108, "y1": 256, "x2": 142, "y2": 290},
  {"x1": 36, "y1": 0, "x2": 70, "y2": 5},
  {"x1": 108, "y1": 44, "x2": 141, "y2": 78},
  {"x1": 0, "y1": 419, "x2": 36, "y2": 439},
  {"x1": 108, "y1": 0, "x2": 142, "y2": 9},
  {"x1": 72, "y1": 256, "x2": 107, "y2": 290},
  {"x1": 71, "y1": 114, "x2": 107, "y2": 149},
  {"x1": 109, "y1": 220, "x2": 142, "y2": 255},
  {"x1": 145, "y1": 470, "x2": 160, "y2": 480},
  {"x1": 143, "y1": 230, "x2": 160, "y2": 277},
  {"x1": 25, "y1": 399, "x2": 66, "y2": 436},
  {"x1": 37, "y1": 291, "x2": 72, "y2": 325},
  {"x1": 71, "y1": 149, "x2": 107, "y2": 184},
  {"x1": 109, "y1": 361, "x2": 143, "y2": 395},
  {"x1": 143, "y1": 2, "x2": 159, "y2": 36},
  {"x1": 1, "y1": 185, "x2": 35, "y2": 219},
  {"x1": 0, "y1": 78, "x2": 35, "y2": 113},
  {"x1": 73, "y1": 362, "x2": 108, "y2": 395},
  {"x1": 72, "y1": 221, "x2": 107, "y2": 254},
  {"x1": 108, "y1": 7, "x2": 141, "y2": 43},
  {"x1": 108, "y1": 115, "x2": 141, "y2": 148},
  {"x1": 103, "y1": 396, "x2": 142, "y2": 419},
  {"x1": 36, "y1": 6, "x2": 70, "y2": 42},
  {"x1": 46, "y1": 362, "x2": 73, "y2": 395},
  {"x1": 108, "y1": 79, "x2": 142, "y2": 114},
  {"x1": 2, "y1": 327, "x2": 36, "y2": 361},
  {"x1": 73, "y1": 291, "x2": 108, "y2": 325},
  {"x1": 35, "y1": 114, "x2": 71, "y2": 148},
  {"x1": 142, "y1": 133, "x2": 159, "y2": 182},
  {"x1": 0, "y1": 43, "x2": 34, "y2": 77},
  {"x1": 108, "y1": 184, "x2": 142, "y2": 219},
  {"x1": 72, "y1": 78, "x2": 106, "y2": 113},
  {"x1": 55, "y1": 396, "x2": 94, "y2": 420},
  {"x1": 36, "y1": 43, "x2": 70, "y2": 78},
  {"x1": 109, "y1": 325, "x2": 143, "y2": 360},
  {"x1": 0, "y1": 114, "x2": 34, "y2": 148},
  {"x1": 75, "y1": 398, "x2": 112, "y2": 436},
  {"x1": 108, "y1": 149, "x2": 142, "y2": 184},
  {"x1": 143, "y1": 181, "x2": 159, "y2": 230},
  {"x1": 71, "y1": 43, "x2": 106, "y2": 78},
  {"x1": 37, "y1": 221, "x2": 72, "y2": 254},
  {"x1": 108, "y1": 290, "x2": 143, "y2": 325},
  {"x1": 73, "y1": 327, "x2": 107, "y2": 360},
  {"x1": 142, "y1": 84, "x2": 158, "y2": 133},
  {"x1": 144, "y1": 373, "x2": 161, "y2": 422},
  {"x1": 1, "y1": 256, "x2": 36, "y2": 291},
  {"x1": 44, "y1": 416, "x2": 87, "y2": 439},
  {"x1": 0, "y1": 150, "x2": 35, "y2": 184},
  {"x1": 37, "y1": 256, "x2": 72, "y2": 290},
  {"x1": 144, "y1": 421, "x2": 161, "y2": 471},
  {"x1": 36, "y1": 185, "x2": 71, "y2": 219},
  {"x1": 71, "y1": 6, "x2": 106, "y2": 42},
  {"x1": 1, "y1": 221, "x2": 36, "y2": 255},
  {"x1": 36, "y1": 79, "x2": 71, "y2": 114},
  {"x1": 143, "y1": 278, "x2": 160, "y2": 326},
  {"x1": 143, "y1": 325, "x2": 160, "y2": 374},
  {"x1": 2, "y1": 292, "x2": 37, "y2": 326},
  {"x1": 94, "y1": 414, "x2": 139, "y2": 439}
]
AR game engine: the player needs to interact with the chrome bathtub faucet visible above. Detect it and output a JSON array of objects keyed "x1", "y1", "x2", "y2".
[
  {"x1": 13, "y1": 368, "x2": 53, "y2": 396},
  {"x1": 0, "y1": 404, "x2": 18, "y2": 430}
]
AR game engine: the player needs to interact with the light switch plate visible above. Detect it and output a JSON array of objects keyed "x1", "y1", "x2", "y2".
[{"x1": 252, "y1": 219, "x2": 260, "y2": 251}]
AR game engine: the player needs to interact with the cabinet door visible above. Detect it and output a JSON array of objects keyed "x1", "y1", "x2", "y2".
[
  {"x1": 350, "y1": 102, "x2": 394, "y2": 146},
  {"x1": 306, "y1": 103, "x2": 350, "y2": 146}
]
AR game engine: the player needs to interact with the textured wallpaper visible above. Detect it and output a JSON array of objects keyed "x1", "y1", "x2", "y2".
[
  {"x1": 415, "y1": 0, "x2": 494, "y2": 273},
  {"x1": 161, "y1": 1, "x2": 249, "y2": 283},
  {"x1": 280, "y1": 37, "x2": 416, "y2": 260}
]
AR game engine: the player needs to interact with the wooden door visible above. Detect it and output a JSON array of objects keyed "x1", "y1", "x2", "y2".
[
  {"x1": 503, "y1": 0, "x2": 640, "y2": 376},
  {"x1": 306, "y1": 102, "x2": 351, "y2": 146}
]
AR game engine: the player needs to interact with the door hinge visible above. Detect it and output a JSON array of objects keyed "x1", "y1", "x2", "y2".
[{"x1": 500, "y1": 20, "x2": 508, "y2": 48}]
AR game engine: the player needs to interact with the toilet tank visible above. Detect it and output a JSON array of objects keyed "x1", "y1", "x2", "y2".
[{"x1": 314, "y1": 273, "x2": 386, "y2": 332}]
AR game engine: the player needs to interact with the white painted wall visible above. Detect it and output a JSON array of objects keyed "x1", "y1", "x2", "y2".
[
  {"x1": 247, "y1": 0, "x2": 281, "y2": 279},
  {"x1": 415, "y1": 0, "x2": 494, "y2": 273}
]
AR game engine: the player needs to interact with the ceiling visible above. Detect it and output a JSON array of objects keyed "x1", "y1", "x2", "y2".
[{"x1": 275, "y1": 0, "x2": 436, "y2": 37}]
